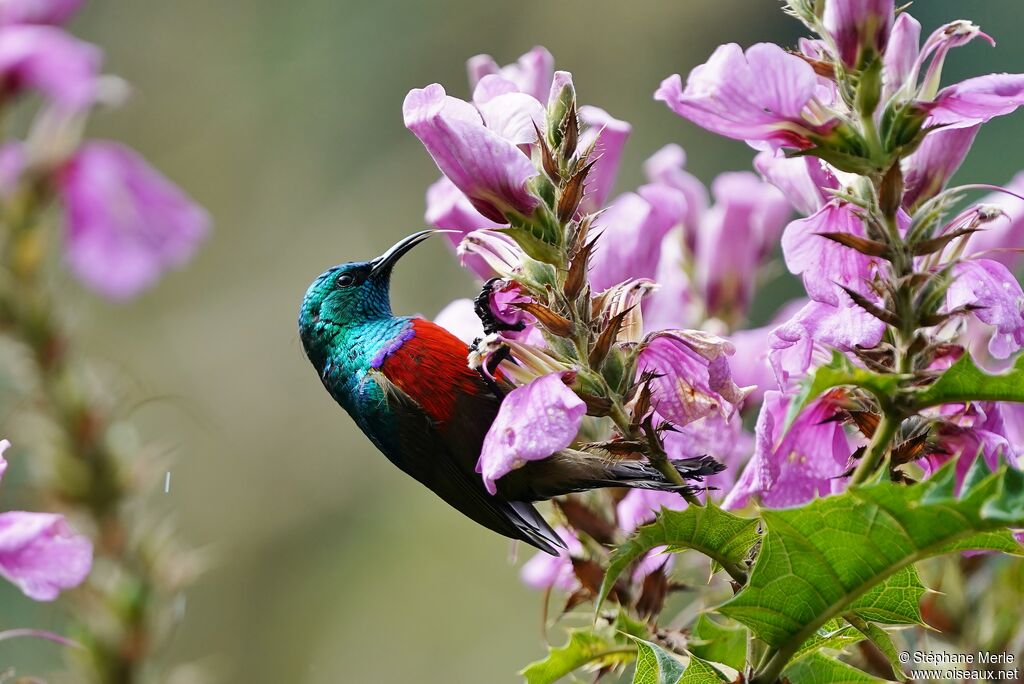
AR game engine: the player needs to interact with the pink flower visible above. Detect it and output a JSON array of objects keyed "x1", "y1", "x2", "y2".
[
  {"x1": 662, "y1": 414, "x2": 753, "y2": 495},
  {"x1": 755, "y1": 150, "x2": 838, "y2": 217},
  {"x1": 589, "y1": 185, "x2": 687, "y2": 292},
  {"x1": 424, "y1": 176, "x2": 503, "y2": 279},
  {"x1": 902, "y1": 125, "x2": 980, "y2": 208},
  {"x1": 467, "y1": 46, "x2": 554, "y2": 104},
  {"x1": 966, "y1": 173, "x2": 1024, "y2": 271},
  {"x1": 768, "y1": 296, "x2": 886, "y2": 389},
  {"x1": 946, "y1": 259, "x2": 1024, "y2": 359},
  {"x1": 644, "y1": 230, "x2": 694, "y2": 332},
  {"x1": 655, "y1": 43, "x2": 837, "y2": 150},
  {"x1": 0, "y1": 440, "x2": 92, "y2": 601},
  {"x1": 723, "y1": 392, "x2": 853, "y2": 510},
  {"x1": 403, "y1": 83, "x2": 540, "y2": 224},
  {"x1": 577, "y1": 105, "x2": 631, "y2": 214},
  {"x1": 781, "y1": 201, "x2": 876, "y2": 306},
  {"x1": 637, "y1": 330, "x2": 752, "y2": 428},
  {"x1": 925, "y1": 74, "x2": 1024, "y2": 129},
  {"x1": 694, "y1": 172, "x2": 790, "y2": 318},
  {"x1": 822, "y1": 0, "x2": 895, "y2": 69},
  {"x1": 476, "y1": 373, "x2": 585, "y2": 495},
  {"x1": 617, "y1": 489, "x2": 686, "y2": 534},
  {"x1": 56, "y1": 142, "x2": 211, "y2": 300},
  {"x1": 0, "y1": 25, "x2": 99, "y2": 109},
  {"x1": 520, "y1": 525, "x2": 582, "y2": 592},
  {"x1": 882, "y1": 12, "x2": 921, "y2": 97},
  {"x1": 0, "y1": 0, "x2": 82, "y2": 25},
  {"x1": 643, "y1": 144, "x2": 708, "y2": 250}
]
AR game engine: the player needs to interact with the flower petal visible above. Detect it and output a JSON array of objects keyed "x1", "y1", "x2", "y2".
[
  {"x1": 926, "y1": 73, "x2": 1024, "y2": 128},
  {"x1": 0, "y1": 25, "x2": 100, "y2": 109},
  {"x1": 577, "y1": 105, "x2": 631, "y2": 213},
  {"x1": 902, "y1": 125, "x2": 979, "y2": 208},
  {"x1": 0, "y1": 512, "x2": 92, "y2": 601},
  {"x1": 58, "y1": 142, "x2": 210, "y2": 300},
  {"x1": 947, "y1": 258, "x2": 1024, "y2": 359},
  {"x1": 477, "y1": 373, "x2": 585, "y2": 495}
]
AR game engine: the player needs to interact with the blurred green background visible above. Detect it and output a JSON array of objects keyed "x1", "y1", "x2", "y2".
[{"x1": 2, "y1": 1, "x2": 1023, "y2": 682}]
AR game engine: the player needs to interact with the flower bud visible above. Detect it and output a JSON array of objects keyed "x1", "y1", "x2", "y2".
[
  {"x1": 822, "y1": 0, "x2": 896, "y2": 70},
  {"x1": 546, "y1": 71, "x2": 575, "y2": 149}
]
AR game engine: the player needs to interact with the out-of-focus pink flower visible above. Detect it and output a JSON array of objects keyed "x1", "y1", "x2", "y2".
[
  {"x1": 964, "y1": 173, "x2": 1024, "y2": 271},
  {"x1": 643, "y1": 144, "x2": 707, "y2": 250},
  {"x1": 655, "y1": 43, "x2": 837, "y2": 150},
  {"x1": 467, "y1": 46, "x2": 554, "y2": 104},
  {"x1": 520, "y1": 525, "x2": 582, "y2": 592},
  {"x1": 56, "y1": 142, "x2": 210, "y2": 300},
  {"x1": 822, "y1": 0, "x2": 895, "y2": 69},
  {"x1": 902, "y1": 125, "x2": 980, "y2": 208},
  {"x1": 644, "y1": 230, "x2": 694, "y2": 332},
  {"x1": 0, "y1": 25, "x2": 99, "y2": 109},
  {"x1": 404, "y1": 83, "x2": 540, "y2": 224},
  {"x1": 577, "y1": 105, "x2": 631, "y2": 214},
  {"x1": 476, "y1": 373, "x2": 585, "y2": 495},
  {"x1": 434, "y1": 299, "x2": 483, "y2": 345},
  {"x1": 768, "y1": 295, "x2": 886, "y2": 388},
  {"x1": 946, "y1": 258, "x2": 1024, "y2": 359},
  {"x1": 589, "y1": 185, "x2": 686, "y2": 292},
  {"x1": 755, "y1": 150, "x2": 838, "y2": 217},
  {"x1": 781, "y1": 201, "x2": 876, "y2": 306},
  {"x1": 723, "y1": 392, "x2": 853, "y2": 510},
  {"x1": 637, "y1": 330, "x2": 752, "y2": 428},
  {"x1": 425, "y1": 177, "x2": 503, "y2": 280},
  {"x1": 694, "y1": 172, "x2": 790, "y2": 318},
  {"x1": 883, "y1": 12, "x2": 921, "y2": 97},
  {"x1": 728, "y1": 300, "x2": 806, "y2": 403},
  {"x1": 0, "y1": 140, "x2": 23, "y2": 197},
  {"x1": 0, "y1": 0, "x2": 81, "y2": 26},
  {"x1": 0, "y1": 440, "x2": 93, "y2": 602}
]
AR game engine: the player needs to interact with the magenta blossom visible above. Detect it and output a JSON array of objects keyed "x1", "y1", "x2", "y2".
[
  {"x1": 883, "y1": 12, "x2": 921, "y2": 98},
  {"x1": 643, "y1": 144, "x2": 708, "y2": 249},
  {"x1": 424, "y1": 176, "x2": 503, "y2": 280},
  {"x1": 966, "y1": 173, "x2": 1024, "y2": 271},
  {"x1": 476, "y1": 373, "x2": 585, "y2": 495},
  {"x1": 434, "y1": 298, "x2": 483, "y2": 345},
  {"x1": 404, "y1": 83, "x2": 540, "y2": 224},
  {"x1": 467, "y1": 46, "x2": 554, "y2": 104},
  {"x1": 902, "y1": 125, "x2": 980, "y2": 208},
  {"x1": 589, "y1": 184, "x2": 686, "y2": 292},
  {"x1": 577, "y1": 105, "x2": 631, "y2": 214},
  {"x1": 768, "y1": 295, "x2": 886, "y2": 389},
  {"x1": 724, "y1": 392, "x2": 854, "y2": 510},
  {"x1": 0, "y1": 0, "x2": 81, "y2": 26},
  {"x1": 694, "y1": 172, "x2": 790, "y2": 318},
  {"x1": 0, "y1": 440, "x2": 93, "y2": 601},
  {"x1": 822, "y1": 0, "x2": 895, "y2": 69},
  {"x1": 0, "y1": 25, "x2": 99, "y2": 109},
  {"x1": 56, "y1": 141, "x2": 210, "y2": 300},
  {"x1": 663, "y1": 414, "x2": 753, "y2": 495},
  {"x1": 520, "y1": 525, "x2": 582, "y2": 592},
  {"x1": 755, "y1": 150, "x2": 839, "y2": 217},
  {"x1": 656, "y1": 43, "x2": 838, "y2": 150},
  {"x1": 925, "y1": 74, "x2": 1024, "y2": 129},
  {"x1": 946, "y1": 258, "x2": 1024, "y2": 359},
  {"x1": 781, "y1": 201, "x2": 877, "y2": 306},
  {"x1": 637, "y1": 330, "x2": 752, "y2": 428}
]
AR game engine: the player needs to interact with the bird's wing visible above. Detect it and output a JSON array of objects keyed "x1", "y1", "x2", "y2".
[{"x1": 367, "y1": 366, "x2": 564, "y2": 554}]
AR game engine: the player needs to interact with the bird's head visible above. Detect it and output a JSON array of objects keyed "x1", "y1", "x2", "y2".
[{"x1": 298, "y1": 230, "x2": 439, "y2": 350}]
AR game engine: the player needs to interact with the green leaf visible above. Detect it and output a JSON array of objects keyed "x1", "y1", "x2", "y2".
[
  {"x1": 596, "y1": 503, "x2": 759, "y2": 614},
  {"x1": 720, "y1": 464, "x2": 1024, "y2": 668},
  {"x1": 689, "y1": 615, "x2": 746, "y2": 671},
  {"x1": 790, "y1": 619, "x2": 864, "y2": 666},
  {"x1": 521, "y1": 629, "x2": 635, "y2": 684},
  {"x1": 914, "y1": 353, "x2": 1024, "y2": 409},
  {"x1": 783, "y1": 653, "x2": 884, "y2": 684},
  {"x1": 679, "y1": 654, "x2": 728, "y2": 684},
  {"x1": 627, "y1": 636, "x2": 686, "y2": 684},
  {"x1": 785, "y1": 351, "x2": 903, "y2": 430},
  {"x1": 845, "y1": 613, "x2": 907, "y2": 681}
]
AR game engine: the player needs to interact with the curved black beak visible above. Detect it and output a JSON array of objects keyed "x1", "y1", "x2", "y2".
[{"x1": 369, "y1": 230, "x2": 445, "y2": 279}]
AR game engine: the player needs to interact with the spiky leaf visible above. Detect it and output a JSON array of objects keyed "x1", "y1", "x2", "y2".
[
  {"x1": 783, "y1": 652, "x2": 884, "y2": 684},
  {"x1": 914, "y1": 353, "x2": 1024, "y2": 409},
  {"x1": 521, "y1": 628, "x2": 635, "y2": 684},
  {"x1": 719, "y1": 463, "x2": 1024, "y2": 665},
  {"x1": 596, "y1": 503, "x2": 759, "y2": 614},
  {"x1": 688, "y1": 615, "x2": 746, "y2": 671}
]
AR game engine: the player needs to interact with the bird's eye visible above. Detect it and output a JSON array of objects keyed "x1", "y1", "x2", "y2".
[{"x1": 336, "y1": 274, "x2": 356, "y2": 288}]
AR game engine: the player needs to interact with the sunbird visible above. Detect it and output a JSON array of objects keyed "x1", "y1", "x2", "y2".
[{"x1": 298, "y1": 231, "x2": 720, "y2": 554}]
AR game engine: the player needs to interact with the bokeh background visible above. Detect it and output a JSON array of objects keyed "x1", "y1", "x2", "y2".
[{"x1": 2, "y1": 1, "x2": 1023, "y2": 682}]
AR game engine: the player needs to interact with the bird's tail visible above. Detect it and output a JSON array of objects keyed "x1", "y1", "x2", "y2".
[{"x1": 501, "y1": 450, "x2": 726, "y2": 502}]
